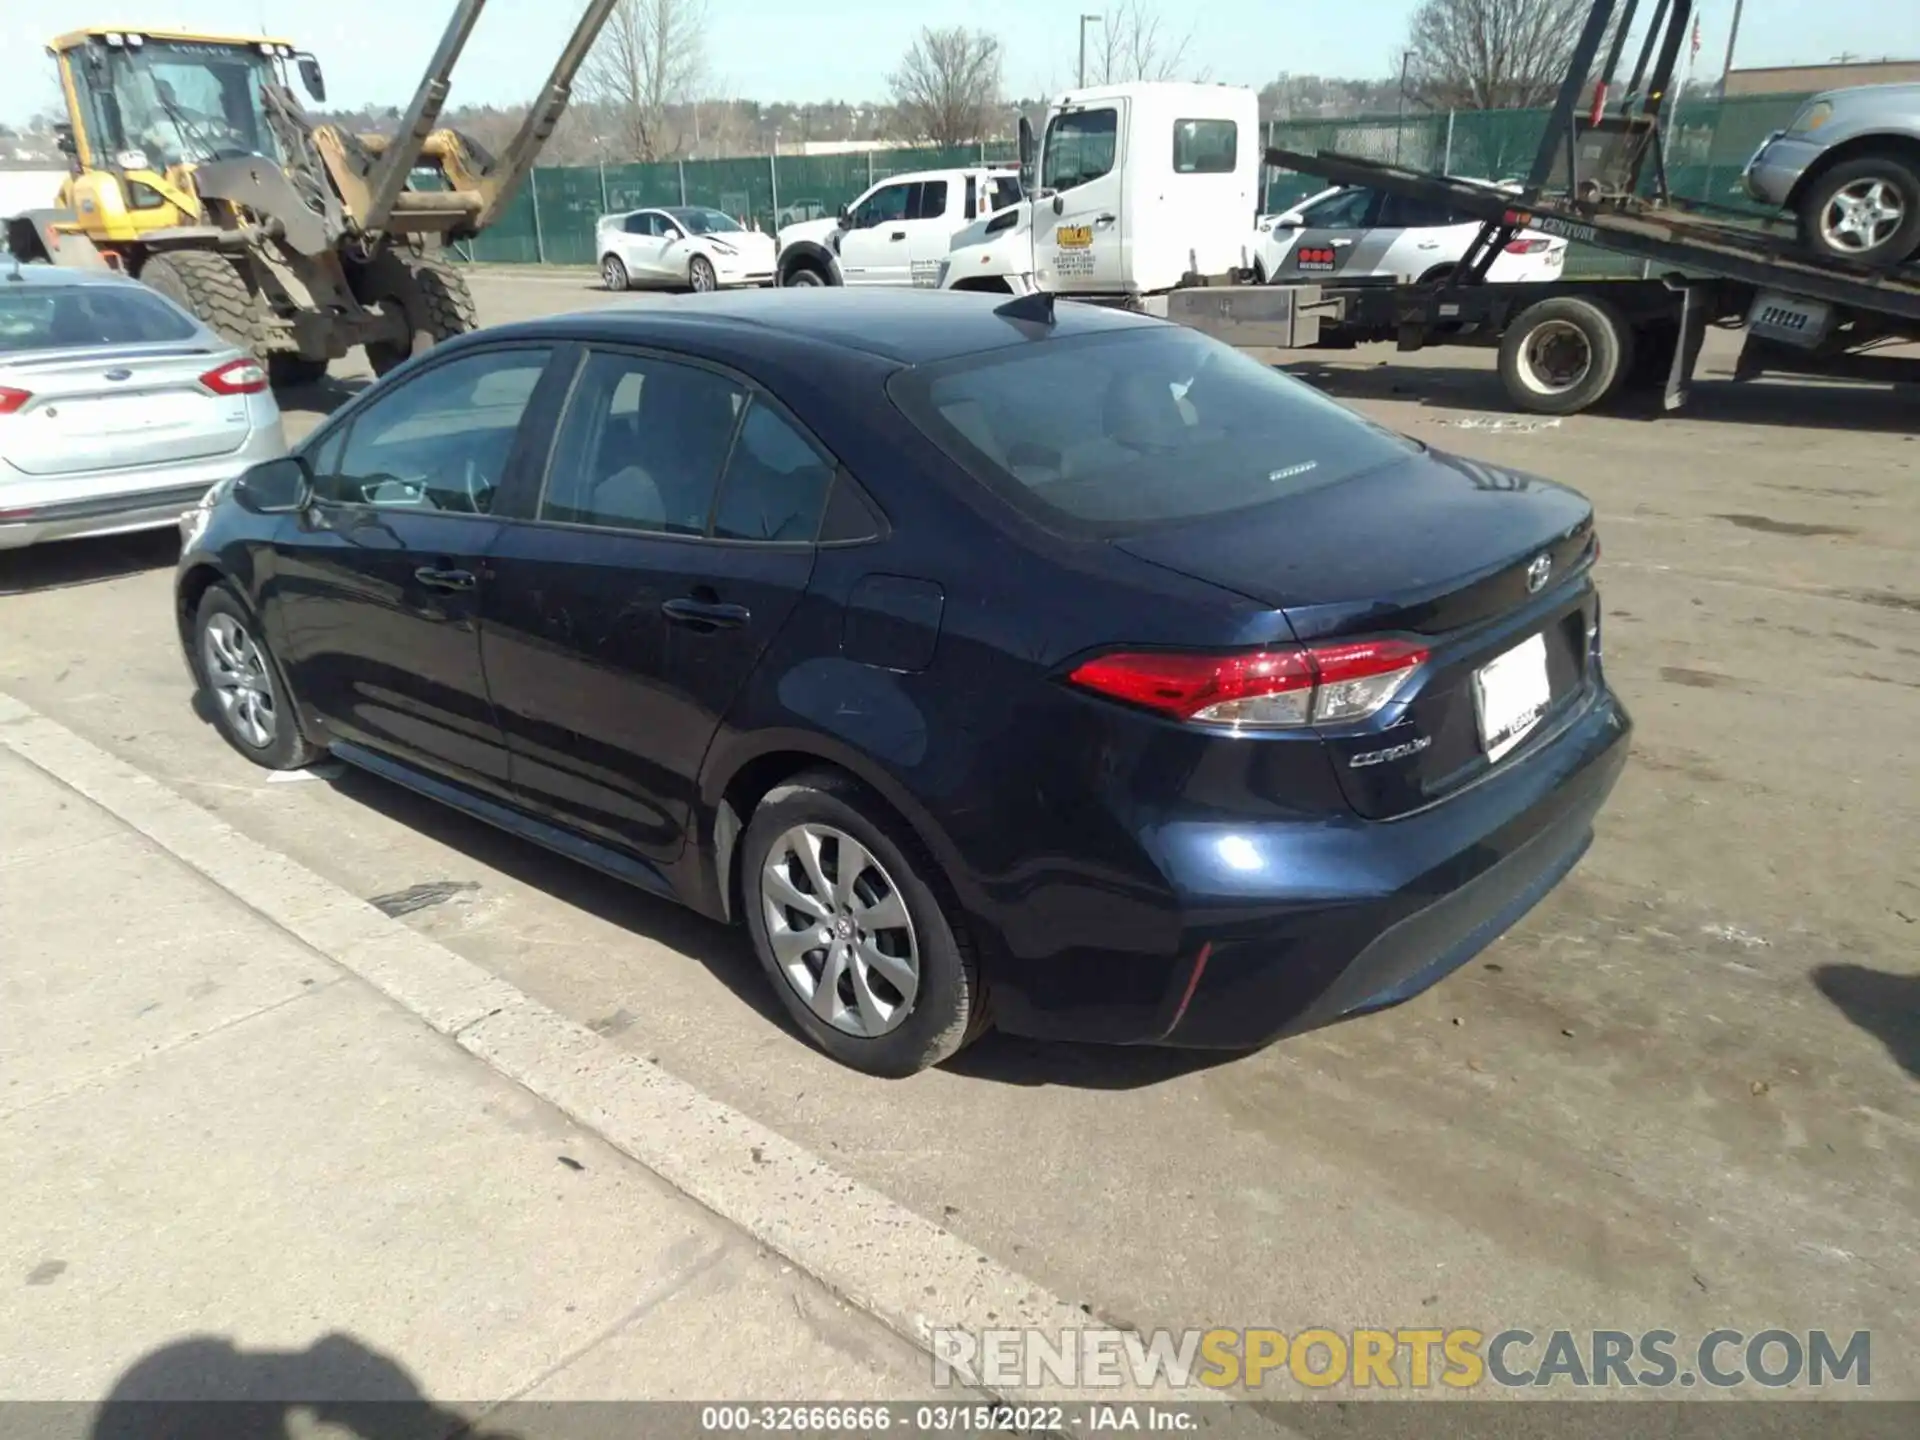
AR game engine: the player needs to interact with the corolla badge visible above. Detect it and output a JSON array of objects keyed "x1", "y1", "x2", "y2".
[
  {"x1": 1349, "y1": 735, "x2": 1431, "y2": 769},
  {"x1": 1525, "y1": 553, "x2": 1553, "y2": 593}
]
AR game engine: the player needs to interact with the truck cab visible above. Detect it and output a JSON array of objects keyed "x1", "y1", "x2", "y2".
[
  {"x1": 940, "y1": 83, "x2": 1260, "y2": 298},
  {"x1": 775, "y1": 166, "x2": 1022, "y2": 288}
]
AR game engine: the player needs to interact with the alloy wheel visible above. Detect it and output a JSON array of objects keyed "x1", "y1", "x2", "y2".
[
  {"x1": 1820, "y1": 178, "x2": 1907, "y2": 255},
  {"x1": 760, "y1": 823, "x2": 919, "y2": 1038},
  {"x1": 202, "y1": 613, "x2": 278, "y2": 749}
]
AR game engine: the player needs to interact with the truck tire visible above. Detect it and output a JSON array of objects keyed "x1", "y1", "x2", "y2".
[
  {"x1": 781, "y1": 262, "x2": 828, "y2": 287},
  {"x1": 1796, "y1": 152, "x2": 1920, "y2": 269},
  {"x1": 356, "y1": 252, "x2": 478, "y2": 376},
  {"x1": 138, "y1": 251, "x2": 263, "y2": 357},
  {"x1": 1498, "y1": 296, "x2": 1635, "y2": 416}
]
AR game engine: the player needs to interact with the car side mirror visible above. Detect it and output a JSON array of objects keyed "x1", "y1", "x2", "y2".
[
  {"x1": 838, "y1": 206, "x2": 855, "y2": 228},
  {"x1": 53, "y1": 124, "x2": 77, "y2": 158},
  {"x1": 297, "y1": 56, "x2": 327, "y2": 103},
  {"x1": 1276, "y1": 216, "x2": 1301, "y2": 229},
  {"x1": 1017, "y1": 116, "x2": 1035, "y2": 196},
  {"x1": 234, "y1": 456, "x2": 312, "y2": 514},
  {"x1": 1051, "y1": 193, "x2": 1065, "y2": 216}
]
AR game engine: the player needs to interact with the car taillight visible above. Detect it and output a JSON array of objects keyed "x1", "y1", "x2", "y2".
[
  {"x1": 1067, "y1": 640, "x2": 1429, "y2": 730},
  {"x1": 0, "y1": 386, "x2": 30, "y2": 415},
  {"x1": 1503, "y1": 237, "x2": 1551, "y2": 254},
  {"x1": 200, "y1": 358, "x2": 268, "y2": 394}
]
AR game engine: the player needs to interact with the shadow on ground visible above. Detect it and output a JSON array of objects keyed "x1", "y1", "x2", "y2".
[
  {"x1": 1281, "y1": 356, "x2": 1920, "y2": 434},
  {"x1": 305, "y1": 760, "x2": 1244, "y2": 1092},
  {"x1": 0, "y1": 530, "x2": 178, "y2": 596},
  {"x1": 89, "y1": 1332, "x2": 519, "y2": 1440},
  {"x1": 1813, "y1": 963, "x2": 1920, "y2": 1081}
]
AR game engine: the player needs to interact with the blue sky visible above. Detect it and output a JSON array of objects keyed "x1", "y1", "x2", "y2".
[{"x1": 4, "y1": 0, "x2": 1916, "y2": 123}]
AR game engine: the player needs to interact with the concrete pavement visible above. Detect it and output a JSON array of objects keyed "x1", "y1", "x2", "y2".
[{"x1": 0, "y1": 732, "x2": 942, "y2": 1419}]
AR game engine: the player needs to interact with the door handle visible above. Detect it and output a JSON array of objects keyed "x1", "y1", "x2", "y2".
[
  {"x1": 414, "y1": 566, "x2": 476, "y2": 592},
  {"x1": 888, "y1": 230, "x2": 907, "y2": 241},
  {"x1": 662, "y1": 596, "x2": 751, "y2": 629},
  {"x1": 1095, "y1": 213, "x2": 1117, "y2": 224}
]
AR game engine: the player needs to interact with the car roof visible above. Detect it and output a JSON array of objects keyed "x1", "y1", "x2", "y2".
[
  {"x1": 2, "y1": 263, "x2": 148, "y2": 290},
  {"x1": 496, "y1": 288, "x2": 1164, "y2": 366}
]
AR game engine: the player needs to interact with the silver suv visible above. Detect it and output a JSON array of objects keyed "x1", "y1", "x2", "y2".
[{"x1": 1744, "y1": 83, "x2": 1920, "y2": 269}]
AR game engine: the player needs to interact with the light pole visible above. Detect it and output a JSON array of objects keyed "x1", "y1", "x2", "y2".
[
  {"x1": 1078, "y1": 13, "x2": 1101, "y2": 89},
  {"x1": 1721, "y1": 0, "x2": 1746, "y2": 85},
  {"x1": 1395, "y1": 49, "x2": 1414, "y2": 163}
]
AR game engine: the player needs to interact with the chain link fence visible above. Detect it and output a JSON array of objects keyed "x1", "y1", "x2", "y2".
[{"x1": 459, "y1": 95, "x2": 1809, "y2": 281}]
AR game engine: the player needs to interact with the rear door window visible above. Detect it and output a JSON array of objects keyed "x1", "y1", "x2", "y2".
[
  {"x1": 913, "y1": 180, "x2": 949, "y2": 220},
  {"x1": 888, "y1": 328, "x2": 1417, "y2": 538}
]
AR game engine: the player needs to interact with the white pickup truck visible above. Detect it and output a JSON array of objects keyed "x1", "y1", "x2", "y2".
[
  {"x1": 938, "y1": 83, "x2": 1260, "y2": 300},
  {"x1": 775, "y1": 166, "x2": 1023, "y2": 288}
]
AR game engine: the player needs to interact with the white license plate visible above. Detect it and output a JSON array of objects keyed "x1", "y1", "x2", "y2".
[
  {"x1": 1746, "y1": 291, "x2": 1831, "y2": 349},
  {"x1": 1473, "y1": 632, "x2": 1551, "y2": 763}
]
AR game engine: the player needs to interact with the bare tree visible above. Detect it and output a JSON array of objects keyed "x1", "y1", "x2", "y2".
[
  {"x1": 1087, "y1": 1, "x2": 1206, "y2": 85},
  {"x1": 1403, "y1": 0, "x2": 1597, "y2": 110},
  {"x1": 888, "y1": 26, "x2": 1003, "y2": 147},
  {"x1": 579, "y1": 0, "x2": 709, "y2": 162}
]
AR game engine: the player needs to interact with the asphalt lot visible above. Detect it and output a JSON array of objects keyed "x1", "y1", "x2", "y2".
[{"x1": 3, "y1": 268, "x2": 1917, "y2": 1395}]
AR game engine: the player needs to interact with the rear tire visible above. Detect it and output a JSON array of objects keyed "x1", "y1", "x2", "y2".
[
  {"x1": 1797, "y1": 152, "x2": 1920, "y2": 269},
  {"x1": 1498, "y1": 296, "x2": 1635, "y2": 416},
  {"x1": 741, "y1": 769, "x2": 987, "y2": 1077},
  {"x1": 781, "y1": 263, "x2": 828, "y2": 287},
  {"x1": 189, "y1": 585, "x2": 321, "y2": 772},
  {"x1": 138, "y1": 251, "x2": 264, "y2": 358},
  {"x1": 356, "y1": 252, "x2": 478, "y2": 377}
]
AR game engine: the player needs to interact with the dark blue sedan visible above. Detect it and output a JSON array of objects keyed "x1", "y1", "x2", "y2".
[{"x1": 175, "y1": 289, "x2": 1630, "y2": 1077}]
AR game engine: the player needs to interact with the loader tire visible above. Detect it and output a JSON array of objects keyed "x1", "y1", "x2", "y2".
[
  {"x1": 358, "y1": 253, "x2": 479, "y2": 376},
  {"x1": 138, "y1": 251, "x2": 264, "y2": 357}
]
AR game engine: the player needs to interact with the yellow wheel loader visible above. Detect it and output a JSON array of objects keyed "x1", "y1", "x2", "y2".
[{"x1": 6, "y1": 2, "x2": 617, "y2": 383}]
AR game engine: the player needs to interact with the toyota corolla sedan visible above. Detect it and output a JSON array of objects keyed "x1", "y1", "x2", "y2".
[
  {"x1": 175, "y1": 289, "x2": 1629, "y2": 1078},
  {"x1": 2, "y1": 264, "x2": 284, "y2": 550}
]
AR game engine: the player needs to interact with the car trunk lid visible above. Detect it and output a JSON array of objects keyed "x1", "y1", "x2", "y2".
[
  {"x1": 1114, "y1": 449, "x2": 1600, "y2": 819},
  {"x1": 0, "y1": 343, "x2": 250, "y2": 477}
]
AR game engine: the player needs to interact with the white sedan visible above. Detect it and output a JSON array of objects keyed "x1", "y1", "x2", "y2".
[
  {"x1": 1252, "y1": 181, "x2": 1566, "y2": 286},
  {"x1": 596, "y1": 206, "x2": 777, "y2": 293}
]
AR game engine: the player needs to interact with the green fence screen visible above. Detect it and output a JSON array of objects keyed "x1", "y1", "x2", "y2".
[{"x1": 460, "y1": 99, "x2": 1807, "y2": 281}]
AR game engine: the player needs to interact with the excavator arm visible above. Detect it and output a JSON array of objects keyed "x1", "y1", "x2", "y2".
[{"x1": 355, "y1": 0, "x2": 619, "y2": 240}]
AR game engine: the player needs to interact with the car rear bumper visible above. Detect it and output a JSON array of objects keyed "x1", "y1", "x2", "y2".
[
  {"x1": 0, "y1": 426, "x2": 285, "y2": 551},
  {"x1": 984, "y1": 682, "x2": 1631, "y2": 1049}
]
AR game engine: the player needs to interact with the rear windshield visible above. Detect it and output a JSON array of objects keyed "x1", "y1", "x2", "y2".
[
  {"x1": 887, "y1": 327, "x2": 1418, "y2": 537},
  {"x1": 0, "y1": 284, "x2": 198, "y2": 354}
]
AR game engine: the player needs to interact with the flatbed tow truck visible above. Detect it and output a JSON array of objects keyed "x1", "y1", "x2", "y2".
[{"x1": 1155, "y1": 0, "x2": 1920, "y2": 414}]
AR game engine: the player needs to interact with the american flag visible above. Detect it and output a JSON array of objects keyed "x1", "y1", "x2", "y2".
[{"x1": 1691, "y1": 17, "x2": 1703, "y2": 60}]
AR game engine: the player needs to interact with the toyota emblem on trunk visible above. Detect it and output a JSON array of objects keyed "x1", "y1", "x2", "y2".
[{"x1": 1525, "y1": 554, "x2": 1553, "y2": 593}]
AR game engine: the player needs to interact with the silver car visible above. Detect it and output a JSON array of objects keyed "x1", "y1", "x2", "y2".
[
  {"x1": 1743, "y1": 83, "x2": 1920, "y2": 269},
  {"x1": 0, "y1": 262, "x2": 287, "y2": 550}
]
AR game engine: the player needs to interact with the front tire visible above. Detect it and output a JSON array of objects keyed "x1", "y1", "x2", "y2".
[
  {"x1": 741, "y1": 770, "x2": 986, "y2": 1077},
  {"x1": 782, "y1": 264, "x2": 827, "y2": 287},
  {"x1": 1498, "y1": 295, "x2": 1635, "y2": 416},
  {"x1": 1797, "y1": 153, "x2": 1920, "y2": 268},
  {"x1": 602, "y1": 254, "x2": 630, "y2": 291},
  {"x1": 355, "y1": 252, "x2": 478, "y2": 377},
  {"x1": 190, "y1": 585, "x2": 321, "y2": 771},
  {"x1": 688, "y1": 254, "x2": 718, "y2": 293}
]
